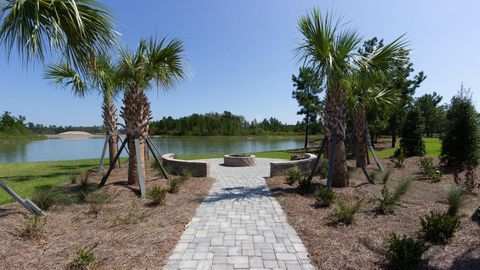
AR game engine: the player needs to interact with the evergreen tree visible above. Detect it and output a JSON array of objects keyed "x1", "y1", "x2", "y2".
[
  {"x1": 441, "y1": 86, "x2": 480, "y2": 167},
  {"x1": 400, "y1": 108, "x2": 426, "y2": 157}
]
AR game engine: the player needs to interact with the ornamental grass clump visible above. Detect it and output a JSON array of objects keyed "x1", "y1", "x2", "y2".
[
  {"x1": 315, "y1": 186, "x2": 336, "y2": 207},
  {"x1": 446, "y1": 186, "x2": 468, "y2": 216},
  {"x1": 385, "y1": 234, "x2": 428, "y2": 270},
  {"x1": 67, "y1": 243, "x2": 98, "y2": 270},
  {"x1": 85, "y1": 192, "x2": 110, "y2": 216},
  {"x1": 21, "y1": 213, "x2": 47, "y2": 240},
  {"x1": 420, "y1": 211, "x2": 460, "y2": 243},
  {"x1": 371, "y1": 172, "x2": 411, "y2": 215},
  {"x1": 169, "y1": 178, "x2": 182, "y2": 194},
  {"x1": 147, "y1": 186, "x2": 167, "y2": 206}
]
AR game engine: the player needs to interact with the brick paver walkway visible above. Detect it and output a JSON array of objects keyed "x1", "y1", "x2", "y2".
[{"x1": 164, "y1": 158, "x2": 314, "y2": 270}]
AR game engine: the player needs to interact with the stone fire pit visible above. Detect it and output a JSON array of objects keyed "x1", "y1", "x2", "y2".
[{"x1": 223, "y1": 154, "x2": 256, "y2": 167}]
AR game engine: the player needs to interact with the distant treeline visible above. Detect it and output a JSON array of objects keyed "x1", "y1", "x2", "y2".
[
  {"x1": 149, "y1": 111, "x2": 322, "y2": 136},
  {"x1": 26, "y1": 123, "x2": 105, "y2": 135},
  {"x1": 0, "y1": 112, "x2": 45, "y2": 142}
]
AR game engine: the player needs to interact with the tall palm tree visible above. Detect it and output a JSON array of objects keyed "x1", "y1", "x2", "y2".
[
  {"x1": 0, "y1": 0, "x2": 116, "y2": 70},
  {"x1": 349, "y1": 38, "x2": 407, "y2": 167},
  {"x1": 117, "y1": 36, "x2": 186, "y2": 185},
  {"x1": 297, "y1": 10, "x2": 362, "y2": 187},
  {"x1": 45, "y1": 54, "x2": 121, "y2": 168}
]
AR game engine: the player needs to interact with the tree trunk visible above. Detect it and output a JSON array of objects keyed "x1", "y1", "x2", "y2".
[
  {"x1": 325, "y1": 84, "x2": 348, "y2": 187},
  {"x1": 391, "y1": 115, "x2": 397, "y2": 148},
  {"x1": 102, "y1": 98, "x2": 120, "y2": 168},
  {"x1": 355, "y1": 109, "x2": 367, "y2": 168},
  {"x1": 304, "y1": 112, "x2": 309, "y2": 153},
  {"x1": 121, "y1": 88, "x2": 152, "y2": 185}
]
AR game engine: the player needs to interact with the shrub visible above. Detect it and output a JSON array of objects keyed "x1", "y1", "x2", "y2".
[
  {"x1": 329, "y1": 199, "x2": 362, "y2": 225},
  {"x1": 298, "y1": 176, "x2": 312, "y2": 193},
  {"x1": 385, "y1": 234, "x2": 428, "y2": 270},
  {"x1": 147, "y1": 186, "x2": 167, "y2": 206},
  {"x1": 285, "y1": 167, "x2": 302, "y2": 186},
  {"x1": 180, "y1": 168, "x2": 192, "y2": 181},
  {"x1": 316, "y1": 158, "x2": 328, "y2": 178},
  {"x1": 315, "y1": 187, "x2": 336, "y2": 207},
  {"x1": 70, "y1": 243, "x2": 98, "y2": 270},
  {"x1": 30, "y1": 188, "x2": 57, "y2": 211},
  {"x1": 441, "y1": 87, "x2": 480, "y2": 168},
  {"x1": 112, "y1": 210, "x2": 148, "y2": 225},
  {"x1": 400, "y1": 109, "x2": 426, "y2": 157},
  {"x1": 85, "y1": 192, "x2": 110, "y2": 216},
  {"x1": 392, "y1": 149, "x2": 405, "y2": 168},
  {"x1": 453, "y1": 165, "x2": 479, "y2": 193},
  {"x1": 419, "y1": 157, "x2": 443, "y2": 182},
  {"x1": 372, "y1": 178, "x2": 411, "y2": 215},
  {"x1": 169, "y1": 178, "x2": 182, "y2": 194},
  {"x1": 78, "y1": 174, "x2": 96, "y2": 202},
  {"x1": 446, "y1": 186, "x2": 468, "y2": 216},
  {"x1": 420, "y1": 211, "x2": 460, "y2": 243},
  {"x1": 21, "y1": 213, "x2": 47, "y2": 239}
]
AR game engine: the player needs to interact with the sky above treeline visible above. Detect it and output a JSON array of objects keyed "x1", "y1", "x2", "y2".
[{"x1": 1, "y1": 0, "x2": 479, "y2": 126}]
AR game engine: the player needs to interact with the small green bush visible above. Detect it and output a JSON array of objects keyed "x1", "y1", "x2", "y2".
[
  {"x1": 285, "y1": 167, "x2": 302, "y2": 186},
  {"x1": 392, "y1": 149, "x2": 405, "y2": 168},
  {"x1": 21, "y1": 213, "x2": 47, "y2": 239},
  {"x1": 400, "y1": 109, "x2": 426, "y2": 157},
  {"x1": 169, "y1": 178, "x2": 182, "y2": 194},
  {"x1": 385, "y1": 234, "x2": 428, "y2": 270},
  {"x1": 78, "y1": 174, "x2": 96, "y2": 202},
  {"x1": 180, "y1": 168, "x2": 192, "y2": 181},
  {"x1": 30, "y1": 187, "x2": 70, "y2": 210},
  {"x1": 315, "y1": 187, "x2": 336, "y2": 207},
  {"x1": 85, "y1": 192, "x2": 110, "y2": 216},
  {"x1": 298, "y1": 176, "x2": 312, "y2": 193},
  {"x1": 420, "y1": 211, "x2": 460, "y2": 243},
  {"x1": 72, "y1": 243, "x2": 98, "y2": 269},
  {"x1": 446, "y1": 186, "x2": 468, "y2": 216},
  {"x1": 419, "y1": 157, "x2": 443, "y2": 182},
  {"x1": 317, "y1": 158, "x2": 328, "y2": 178},
  {"x1": 147, "y1": 186, "x2": 167, "y2": 206},
  {"x1": 329, "y1": 199, "x2": 362, "y2": 226}
]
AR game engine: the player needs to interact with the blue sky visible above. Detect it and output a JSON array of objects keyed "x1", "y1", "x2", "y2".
[{"x1": 1, "y1": 0, "x2": 479, "y2": 126}]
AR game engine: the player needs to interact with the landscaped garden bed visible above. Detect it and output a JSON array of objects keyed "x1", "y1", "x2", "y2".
[
  {"x1": 0, "y1": 164, "x2": 213, "y2": 269},
  {"x1": 267, "y1": 157, "x2": 480, "y2": 269}
]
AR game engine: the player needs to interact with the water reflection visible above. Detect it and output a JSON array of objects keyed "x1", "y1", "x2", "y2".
[{"x1": 0, "y1": 136, "x2": 303, "y2": 163}]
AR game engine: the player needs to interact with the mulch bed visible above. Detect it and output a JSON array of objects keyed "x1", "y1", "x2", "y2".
[
  {"x1": 0, "y1": 163, "x2": 213, "y2": 269},
  {"x1": 267, "y1": 157, "x2": 480, "y2": 270}
]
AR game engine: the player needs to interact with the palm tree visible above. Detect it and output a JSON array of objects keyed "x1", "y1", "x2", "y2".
[
  {"x1": 297, "y1": 10, "x2": 362, "y2": 187},
  {"x1": 0, "y1": 0, "x2": 116, "y2": 70},
  {"x1": 349, "y1": 38, "x2": 407, "y2": 167},
  {"x1": 117, "y1": 36, "x2": 186, "y2": 185},
  {"x1": 45, "y1": 54, "x2": 121, "y2": 168}
]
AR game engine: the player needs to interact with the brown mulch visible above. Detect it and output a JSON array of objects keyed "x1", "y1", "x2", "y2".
[
  {"x1": 267, "y1": 157, "x2": 480, "y2": 270},
  {"x1": 0, "y1": 163, "x2": 213, "y2": 270}
]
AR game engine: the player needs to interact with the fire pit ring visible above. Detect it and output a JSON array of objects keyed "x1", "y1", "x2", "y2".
[{"x1": 223, "y1": 154, "x2": 256, "y2": 167}]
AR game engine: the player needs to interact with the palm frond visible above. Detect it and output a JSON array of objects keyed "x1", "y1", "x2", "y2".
[{"x1": 44, "y1": 62, "x2": 87, "y2": 97}]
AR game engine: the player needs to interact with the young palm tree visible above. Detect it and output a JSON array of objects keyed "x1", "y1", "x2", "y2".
[
  {"x1": 45, "y1": 54, "x2": 121, "y2": 168},
  {"x1": 297, "y1": 10, "x2": 362, "y2": 187},
  {"x1": 117, "y1": 36, "x2": 186, "y2": 185},
  {"x1": 0, "y1": 0, "x2": 116, "y2": 70},
  {"x1": 349, "y1": 38, "x2": 407, "y2": 167}
]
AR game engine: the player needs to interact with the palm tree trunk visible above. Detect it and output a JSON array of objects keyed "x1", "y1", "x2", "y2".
[
  {"x1": 304, "y1": 112, "x2": 309, "y2": 153},
  {"x1": 102, "y1": 98, "x2": 120, "y2": 168},
  {"x1": 355, "y1": 109, "x2": 367, "y2": 168},
  {"x1": 325, "y1": 84, "x2": 348, "y2": 187},
  {"x1": 121, "y1": 88, "x2": 151, "y2": 185},
  {"x1": 391, "y1": 115, "x2": 397, "y2": 148}
]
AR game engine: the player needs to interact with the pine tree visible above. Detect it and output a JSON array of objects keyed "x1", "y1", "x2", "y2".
[
  {"x1": 400, "y1": 109, "x2": 426, "y2": 157},
  {"x1": 441, "y1": 87, "x2": 480, "y2": 167}
]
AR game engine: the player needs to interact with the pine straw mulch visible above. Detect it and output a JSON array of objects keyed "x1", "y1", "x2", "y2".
[
  {"x1": 267, "y1": 157, "x2": 480, "y2": 270},
  {"x1": 0, "y1": 163, "x2": 213, "y2": 270}
]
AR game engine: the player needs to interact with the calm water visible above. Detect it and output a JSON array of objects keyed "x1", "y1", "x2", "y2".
[{"x1": 0, "y1": 136, "x2": 304, "y2": 163}]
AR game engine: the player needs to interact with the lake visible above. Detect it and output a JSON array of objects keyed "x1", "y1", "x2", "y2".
[{"x1": 0, "y1": 136, "x2": 305, "y2": 163}]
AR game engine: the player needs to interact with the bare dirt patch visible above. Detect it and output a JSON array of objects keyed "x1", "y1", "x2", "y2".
[
  {"x1": 0, "y1": 163, "x2": 213, "y2": 269},
  {"x1": 267, "y1": 157, "x2": 480, "y2": 270}
]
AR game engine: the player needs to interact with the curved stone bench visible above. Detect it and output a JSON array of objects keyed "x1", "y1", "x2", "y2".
[
  {"x1": 161, "y1": 153, "x2": 209, "y2": 177},
  {"x1": 269, "y1": 153, "x2": 317, "y2": 177}
]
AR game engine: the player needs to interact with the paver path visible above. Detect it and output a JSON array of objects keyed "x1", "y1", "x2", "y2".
[{"x1": 164, "y1": 158, "x2": 315, "y2": 270}]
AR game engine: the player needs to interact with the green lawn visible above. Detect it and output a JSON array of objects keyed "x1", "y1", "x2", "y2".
[
  {"x1": 374, "y1": 137, "x2": 441, "y2": 158},
  {"x1": 0, "y1": 159, "x2": 102, "y2": 204}
]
